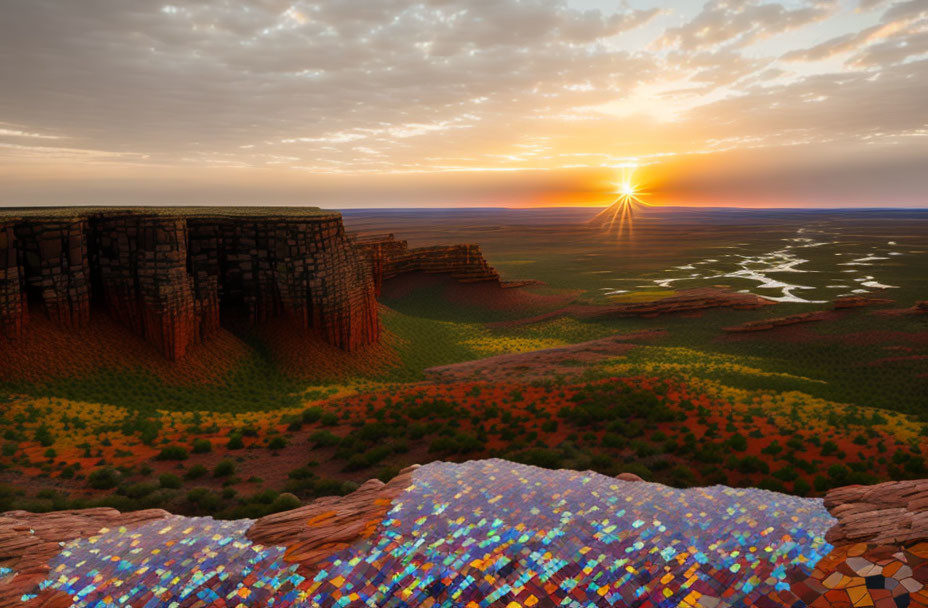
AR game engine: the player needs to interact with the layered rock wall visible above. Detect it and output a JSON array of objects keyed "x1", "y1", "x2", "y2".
[
  {"x1": 350, "y1": 233, "x2": 499, "y2": 295},
  {"x1": 13, "y1": 218, "x2": 90, "y2": 330},
  {"x1": 0, "y1": 208, "x2": 379, "y2": 359},
  {"x1": 0, "y1": 221, "x2": 26, "y2": 339}
]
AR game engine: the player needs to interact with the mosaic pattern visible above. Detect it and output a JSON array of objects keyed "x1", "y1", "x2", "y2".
[
  {"x1": 25, "y1": 459, "x2": 835, "y2": 607},
  {"x1": 308, "y1": 459, "x2": 834, "y2": 607},
  {"x1": 796, "y1": 542, "x2": 928, "y2": 608}
]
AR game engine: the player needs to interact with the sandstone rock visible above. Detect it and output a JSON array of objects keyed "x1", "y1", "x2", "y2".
[
  {"x1": 349, "y1": 233, "x2": 499, "y2": 296},
  {"x1": 246, "y1": 465, "x2": 416, "y2": 572},
  {"x1": 833, "y1": 295, "x2": 895, "y2": 310},
  {"x1": 0, "y1": 507, "x2": 169, "y2": 607},
  {"x1": 0, "y1": 208, "x2": 379, "y2": 359},
  {"x1": 792, "y1": 480, "x2": 928, "y2": 607},
  {"x1": 617, "y1": 472, "x2": 644, "y2": 482},
  {"x1": 723, "y1": 311, "x2": 829, "y2": 333}
]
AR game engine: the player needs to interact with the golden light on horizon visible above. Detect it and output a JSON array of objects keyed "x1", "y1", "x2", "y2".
[{"x1": 591, "y1": 167, "x2": 651, "y2": 240}]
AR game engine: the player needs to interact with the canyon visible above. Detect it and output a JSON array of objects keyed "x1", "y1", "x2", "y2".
[{"x1": 0, "y1": 208, "x2": 502, "y2": 360}]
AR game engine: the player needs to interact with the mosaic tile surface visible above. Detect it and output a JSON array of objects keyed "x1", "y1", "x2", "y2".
[{"x1": 24, "y1": 459, "x2": 835, "y2": 607}]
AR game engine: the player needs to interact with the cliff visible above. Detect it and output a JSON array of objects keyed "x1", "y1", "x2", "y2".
[
  {"x1": 0, "y1": 208, "x2": 379, "y2": 359},
  {"x1": 349, "y1": 233, "x2": 499, "y2": 296}
]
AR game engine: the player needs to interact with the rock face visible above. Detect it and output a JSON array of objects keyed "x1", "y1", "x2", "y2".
[
  {"x1": 0, "y1": 221, "x2": 26, "y2": 339},
  {"x1": 246, "y1": 465, "x2": 417, "y2": 571},
  {"x1": 834, "y1": 295, "x2": 895, "y2": 310},
  {"x1": 349, "y1": 233, "x2": 499, "y2": 296},
  {"x1": 824, "y1": 480, "x2": 928, "y2": 546},
  {"x1": 0, "y1": 208, "x2": 379, "y2": 359},
  {"x1": 0, "y1": 507, "x2": 169, "y2": 607},
  {"x1": 794, "y1": 480, "x2": 928, "y2": 607},
  {"x1": 723, "y1": 310, "x2": 830, "y2": 333}
]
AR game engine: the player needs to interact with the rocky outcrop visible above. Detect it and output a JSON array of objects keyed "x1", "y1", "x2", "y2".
[
  {"x1": 834, "y1": 295, "x2": 895, "y2": 310},
  {"x1": 0, "y1": 208, "x2": 379, "y2": 359},
  {"x1": 823, "y1": 481, "x2": 928, "y2": 546},
  {"x1": 246, "y1": 465, "x2": 416, "y2": 571},
  {"x1": 0, "y1": 507, "x2": 169, "y2": 607},
  {"x1": 794, "y1": 480, "x2": 928, "y2": 607},
  {"x1": 350, "y1": 233, "x2": 499, "y2": 296},
  {"x1": 723, "y1": 311, "x2": 830, "y2": 333}
]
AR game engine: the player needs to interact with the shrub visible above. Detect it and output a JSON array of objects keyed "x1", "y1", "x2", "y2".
[
  {"x1": 320, "y1": 412, "x2": 339, "y2": 426},
  {"x1": 156, "y1": 445, "x2": 189, "y2": 461},
  {"x1": 227, "y1": 434, "x2": 244, "y2": 450},
  {"x1": 268, "y1": 436, "x2": 287, "y2": 450},
  {"x1": 301, "y1": 407, "x2": 323, "y2": 424},
  {"x1": 213, "y1": 459, "x2": 236, "y2": 477},
  {"x1": 309, "y1": 430, "x2": 341, "y2": 447},
  {"x1": 192, "y1": 439, "x2": 212, "y2": 454},
  {"x1": 184, "y1": 464, "x2": 207, "y2": 480},
  {"x1": 159, "y1": 473, "x2": 182, "y2": 489},
  {"x1": 88, "y1": 467, "x2": 121, "y2": 489},
  {"x1": 727, "y1": 434, "x2": 748, "y2": 452},
  {"x1": 270, "y1": 492, "x2": 301, "y2": 513}
]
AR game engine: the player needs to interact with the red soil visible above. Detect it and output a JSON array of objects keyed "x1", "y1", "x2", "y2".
[
  {"x1": 0, "y1": 307, "x2": 249, "y2": 385},
  {"x1": 255, "y1": 315, "x2": 398, "y2": 381}
]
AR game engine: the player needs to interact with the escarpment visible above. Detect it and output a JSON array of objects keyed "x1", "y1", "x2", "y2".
[
  {"x1": 0, "y1": 208, "x2": 379, "y2": 359},
  {"x1": 349, "y1": 233, "x2": 499, "y2": 296}
]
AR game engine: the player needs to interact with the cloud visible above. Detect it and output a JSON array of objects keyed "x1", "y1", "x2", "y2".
[
  {"x1": 0, "y1": 0, "x2": 925, "y2": 206},
  {"x1": 657, "y1": 0, "x2": 837, "y2": 51}
]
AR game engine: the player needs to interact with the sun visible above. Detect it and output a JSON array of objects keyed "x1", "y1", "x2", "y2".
[{"x1": 590, "y1": 167, "x2": 651, "y2": 240}]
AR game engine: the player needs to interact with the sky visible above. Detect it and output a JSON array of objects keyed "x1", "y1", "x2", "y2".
[{"x1": 0, "y1": 0, "x2": 926, "y2": 208}]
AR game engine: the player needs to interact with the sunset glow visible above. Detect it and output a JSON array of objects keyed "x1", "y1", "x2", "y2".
[{"x1": 1, "y1": 0, "x2": 926, "y2": 208}]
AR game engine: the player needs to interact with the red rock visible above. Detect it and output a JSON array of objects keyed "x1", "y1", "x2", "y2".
[
  {"x1": 834, "y1": 296, "x2": 895, "y2": 310},
  {"x1": 723, "y1": 311, "x2": 830, "y2": 333},
  {"x1": 0, "y1": 507, "x2": 168, "y2": 606},
  {"x1": 0, "y1": 208, "x2": 380, "y2": 359},
  {"x1": 246, "y1": 465, "x2": 417, "y2": 572},
  {"x1": 350, "y1": 233, "x2": 500, "y2": 296}
]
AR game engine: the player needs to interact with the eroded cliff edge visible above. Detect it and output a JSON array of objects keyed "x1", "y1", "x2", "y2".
[{"x1": 0, "y1": 207, "x2": 379, "y2": 359}]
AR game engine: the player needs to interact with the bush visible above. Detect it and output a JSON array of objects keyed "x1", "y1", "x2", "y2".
[
  {"x1": 186, "y1": 488, "x2": 222, "y2": 513},
  {"x1": 320, "y1": 412, "x2": 339, "y2": 426},
  {"x1": 159, "y1": 473, "x2": 182, "y2": 489},
  {"x1": 213, "y1": 459, "x2": 236, "y2": 477},
  {"x1": 88, "y1": 467, "x2": 121, "y2": 489},
  {"x1": 309, "y1": 430, "x2": 341, "y2": 447},
  {"x1": 727, "y1": 434, "x2": 748, "y2": 452},
  {"x1": 121, "y1": 482, "x2": 157, "y2": 499},
  {"x1": 156, "y1": 445, "x2": 189, "y2": 461},
  {"x1": 192, "y1": 439, "x2": 212, "y2": 454},
  {"x1": 227, "y1": 434, "x2": 244, "y2": 450},
  {"x1": 184, "y1": 464, "x2": 207, "y2": 480},
  {"x1": 270, "y1": 492, "x2": 301, "y2": 513},
  {"x1": 268, "y1": 436, "x2": 287, "y2": 450},
  {"x1": 301, "y1": 407, "x2": 323, "y2": 424}
]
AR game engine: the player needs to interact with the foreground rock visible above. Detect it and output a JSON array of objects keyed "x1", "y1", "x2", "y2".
[
  {"x1": 0, "y1": 461, "x2": 835, "y2": 607},
  {"x1": 246, "y1": 465, "x2": 417, "y2": 571},
  {"x1": 0, "y1": 507, "x2": 168, "y2": 607},
  {"x1": 795, "y1": 480, "x2": 928, "y2": 607}
]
